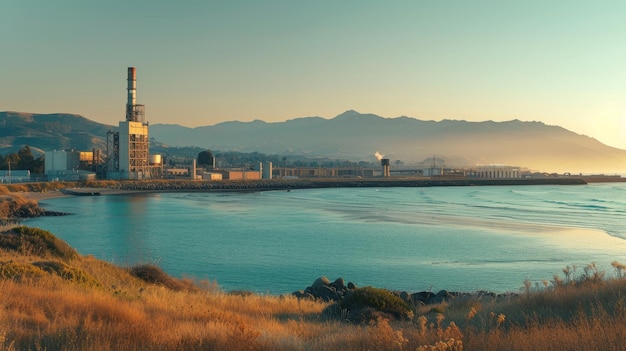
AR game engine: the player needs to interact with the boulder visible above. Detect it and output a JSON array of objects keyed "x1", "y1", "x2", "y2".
[
  {"x1": 332, "y1": 277, "x2": 345, "y2": 288},
  {"x1": 312, "y1": 276, "x2": 331, "y2": 290},
  {"x1": 399, "y1": 291, "x2": 410, "y2": 303},
  {"x1": 318, "y1": 285, "x2": 338, "y2": 302},
  {"x1": 412, "y1": 291, "x2": 434, "y2": 304}
]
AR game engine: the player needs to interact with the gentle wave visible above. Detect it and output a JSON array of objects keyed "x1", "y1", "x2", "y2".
[{"x1": 27, "y1": 183, "x2": 626, "y2": 294}]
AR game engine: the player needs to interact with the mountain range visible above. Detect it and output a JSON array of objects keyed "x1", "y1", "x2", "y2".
[
  {"x1": 150, "y1": 110, "x2": 626, "y2": 173},
  {"x1": 0, "y1": 111, "x2": 113, "y2": 156},
  {"x1": 2, "y1": 110, "x2": 625, "y2": 173}
]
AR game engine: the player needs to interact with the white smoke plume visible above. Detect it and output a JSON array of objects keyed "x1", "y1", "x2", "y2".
[{"x1": 374, "y1": 151, "x2": 384, "y2": 161}]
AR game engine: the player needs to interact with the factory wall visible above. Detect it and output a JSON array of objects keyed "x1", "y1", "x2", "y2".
[
  {"x1": 118, "y1": 120, "x2": 150, "y2": 179},
  {"x1": 226, "y1": 171, "x2": 261, "y2": 180},
  {"x1": 44, "y1": 150, "x2": 86, "y2": 174},
  {"x1": 0, "y1": 170, "x2": 30, "y2": 183},
  {"x1": 468, "y1": 165, "x2": 521, "y2": 179}
]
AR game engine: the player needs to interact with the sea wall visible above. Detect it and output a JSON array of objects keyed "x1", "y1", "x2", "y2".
[{"x1": 111, "y1": 177, "x2": 587, "y2": 193}]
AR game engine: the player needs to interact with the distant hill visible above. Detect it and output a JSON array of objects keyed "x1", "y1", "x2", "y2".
[
  {"x1": 150, "y1": 110, "x2": 626, "y2": 173},
  {"x1": 0, "y1": 111, "x2": 114, "y2": 155},
  {"x1": 2, "y1": 110, "x2": 626, "y2": 173}
]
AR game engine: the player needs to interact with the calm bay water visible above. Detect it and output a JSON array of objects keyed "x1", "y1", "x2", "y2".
[{"x1": 27, "y1": 183, "x2": 626, "y2": 294}]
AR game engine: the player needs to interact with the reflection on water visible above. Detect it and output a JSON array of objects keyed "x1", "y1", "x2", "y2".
[{"x1": 28, "y1": 183, "x2": 626, "y2": 294}]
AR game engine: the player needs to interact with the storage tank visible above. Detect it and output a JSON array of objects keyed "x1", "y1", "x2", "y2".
[{"x1": 149, "y1": 154, "x2": 162, "y2": 165}]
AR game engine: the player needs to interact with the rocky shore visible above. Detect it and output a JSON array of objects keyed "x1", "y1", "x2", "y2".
[{"x1": 293, "y1": 276, "x2": 515, "y2": 306}]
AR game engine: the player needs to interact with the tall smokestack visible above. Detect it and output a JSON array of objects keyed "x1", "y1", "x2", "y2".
[
  {"x1": 381, "y1": 159, "x2": 390, "y2": 177},
  {"x1": 126, "y1": 67, "x2": 137, "y2": 121}
]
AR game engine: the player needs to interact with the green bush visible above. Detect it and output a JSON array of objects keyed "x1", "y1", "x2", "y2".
[
  {"x1": 33, "y1": 260, "x2": 101, "y2": 288},
  {"x1": 341, "y1": 286, "x2": 412, "y2": 321},
  {"x1": 0, "y1": 261, "x2": 46, "y2": 280},
  {"x1": 129, "y1": 264, "x2": 196, "y2": 291},
  {"x1": 6, "y1": 227, "x2": 77, "y2": 261}
]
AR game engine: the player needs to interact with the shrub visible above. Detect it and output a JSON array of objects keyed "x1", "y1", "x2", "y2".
[
  {"x1": 0, "y1": 261, "x2": 46, "y2": 280},
  {"x1": 3, "y1": 227, "x2": 77, "y2": 261},
  {"x1": 33, "y1": 261, "x2": 101, "y2": 288},
  {"x1": 341, "y1": 286, "x2": 413, "y2": 322},
  {"x1": 129, "y1": 264, "x2": 196, "y2": 291},
  {"x1": 0, "y1": 194, "x2": 40, "y2": 220}
]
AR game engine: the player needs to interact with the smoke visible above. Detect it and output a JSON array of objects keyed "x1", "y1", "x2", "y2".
[{"x1": 375, "y1": 151, "x2": 384, "y2": 161}]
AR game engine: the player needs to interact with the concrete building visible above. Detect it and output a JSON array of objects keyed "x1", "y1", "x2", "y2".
[
  {"x1": 44, "y1": 150, "x2": 97, "y2": 181},
  {"x1": 202, "y1": 172, "x2": 223, "y2": 180},
  {"x1": 468, "y1": 165, "x2": 521, "y2": 179},
  {"x1": 225, "y1": 170, "x2": 261, "y2": 180},
  {"x1": 273, "y1": 166, "x2": 375, "y2": 178},
  {"x1": 262, "y1": 161, "x2": 273, "y2": 180}
]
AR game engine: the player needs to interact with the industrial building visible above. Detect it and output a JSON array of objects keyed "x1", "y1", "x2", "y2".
[
  {"x1": 0, "y1": 170, "x2": 30, "y2": 184},
  {"x1": 273, "y1": 165, "x2": 375, "y2": 178},
  {"x1": 44, "y1": 149, "x2": 99, "y2": 181},
  {"x1": 467, "y1": 165, "x2": 521, "y2": 179},
  {"x1": 195, "y1": 161, "x2": 272, "y2": 180},
  {"x1": 106, "y1": 67, "x2": 162, "y2": 180}
]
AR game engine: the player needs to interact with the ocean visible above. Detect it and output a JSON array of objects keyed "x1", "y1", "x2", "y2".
[{"x1": 26, "y1": 183, "x2": 626, "y2": 294}]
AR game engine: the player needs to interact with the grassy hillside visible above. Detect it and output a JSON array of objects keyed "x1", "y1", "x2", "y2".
[
  {"x1": 2, "y1": 226, "x2": 626, "y2": 350},
  {"x1": 1, "y1": 187, "x2": 626, "y2": 350}
]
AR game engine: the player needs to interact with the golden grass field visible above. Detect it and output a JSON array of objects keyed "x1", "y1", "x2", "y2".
[{"x1": 2, "y1": 184, "x2": 626, "y2": 350}]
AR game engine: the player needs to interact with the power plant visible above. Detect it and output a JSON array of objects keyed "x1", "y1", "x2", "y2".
[
  {"x1": 37, "y1": 67, "x2": 523, "y2": 182},
  {"x1": 106, "y1": 67, "x2": 157, "y2": 179}
]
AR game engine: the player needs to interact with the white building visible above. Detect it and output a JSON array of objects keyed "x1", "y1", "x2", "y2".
[
  {"x1": 469, "y1": 165, "x2": 521, "y2": 179},
  {"x1": 44, "y1": 150, "x2": 97, "y2": 181},
  {"x1": 117, "y1": 120, "x2": 150, "y2": 179}
]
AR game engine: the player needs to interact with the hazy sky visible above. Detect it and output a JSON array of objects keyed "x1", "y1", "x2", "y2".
[{"x1": 3, "y1": 1, "x2": 626, "y2": 149}]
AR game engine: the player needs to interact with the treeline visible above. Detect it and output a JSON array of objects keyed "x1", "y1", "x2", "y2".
[
  {"x1": 0, "y1": 146, "x2": 44, "y2": 174},
  {"x1": 150, "y1": 144, "x2": 380, "y2": 169},
  {"x1": 213, "y1": 151, "x2": 380, "y2": 169}
]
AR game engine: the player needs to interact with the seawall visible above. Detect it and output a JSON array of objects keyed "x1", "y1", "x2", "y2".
[{"x1": 110, "y1": 177, "x2": 588, "y2": 193}]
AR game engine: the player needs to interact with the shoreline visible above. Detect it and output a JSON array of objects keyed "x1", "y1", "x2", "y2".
[
  {"x1": 20, "y1": 176, "x2": 590, "y2": 202},
  {"x1": 8, "y1": 177, "x2": 626, "y2": 299}
]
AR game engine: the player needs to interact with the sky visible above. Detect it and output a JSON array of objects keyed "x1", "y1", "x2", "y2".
[{"x1": 2, "y1": 1, "x2": 626, "y2": 149}]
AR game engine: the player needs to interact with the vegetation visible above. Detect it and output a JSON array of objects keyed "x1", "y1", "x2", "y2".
[
  {"x1": 0, "y1": 224, "x2": 625, "y2": 350},
  {"x1": 0, "y1": 146, "x2": 44, "y2": 174},
  {"x1": 0, "y1": 186, "x2": 41, "y2": 228},
  {"x1": 4, "y1": 226, "x2": 77, "y2": 260},
  {"x1": 1, "y1": 188, "x2": 626, "y2": 350},
  {"x1": 340, "y1": 286, "x2": 413, "y2": 321}
]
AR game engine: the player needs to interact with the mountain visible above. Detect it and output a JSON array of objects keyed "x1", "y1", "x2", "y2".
[
  {"x1": 0, "y1": 111, "x2": 114, "y2": 155},
  {"x1": 150, "y1": 110, "x2": 626, "y2": 173},
  {"x1": 2, "y1": 110, "x2": 625, "y2": 173}
]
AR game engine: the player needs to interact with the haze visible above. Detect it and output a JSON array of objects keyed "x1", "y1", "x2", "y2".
[{"x1": 2, "y1": 1, "x2": 626, "y2": 149}]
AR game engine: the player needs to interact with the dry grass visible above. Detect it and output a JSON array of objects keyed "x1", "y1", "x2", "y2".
[
  {"x1": 1, "y1": 223, "x2": 626, "y2": 350},
  {"x1": 0, "y1": 189, "x2": 39, "y2": 222}
]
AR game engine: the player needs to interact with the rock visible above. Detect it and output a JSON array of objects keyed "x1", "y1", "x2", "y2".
[
  {"x1": 312, "y1": 276, "x2": 331, "y2": 290},
  {"x1": 347, "y1": 282, "x2": 357, "y2": 289},
  {"x1": 412, "y1": 291, "x2": 434, "y2": 303},
  {"x1": 318, "y1": 285, "x2": 338, "y2": 302},
  {"x1": 436, "y1": 289, "x2": 449, "y2": 297},
  {"x1": 332, "y1": 278, "x2": 345, "y2": 288}
]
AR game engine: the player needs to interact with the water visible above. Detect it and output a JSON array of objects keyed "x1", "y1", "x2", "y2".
[{"x1": 26, "y1": 183, "x2": 626, "y2": 294}]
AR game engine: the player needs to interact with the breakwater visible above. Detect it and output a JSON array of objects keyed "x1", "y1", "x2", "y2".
[{"x1": 109, "y1": 177, "x2": 587, "y2": 193}]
